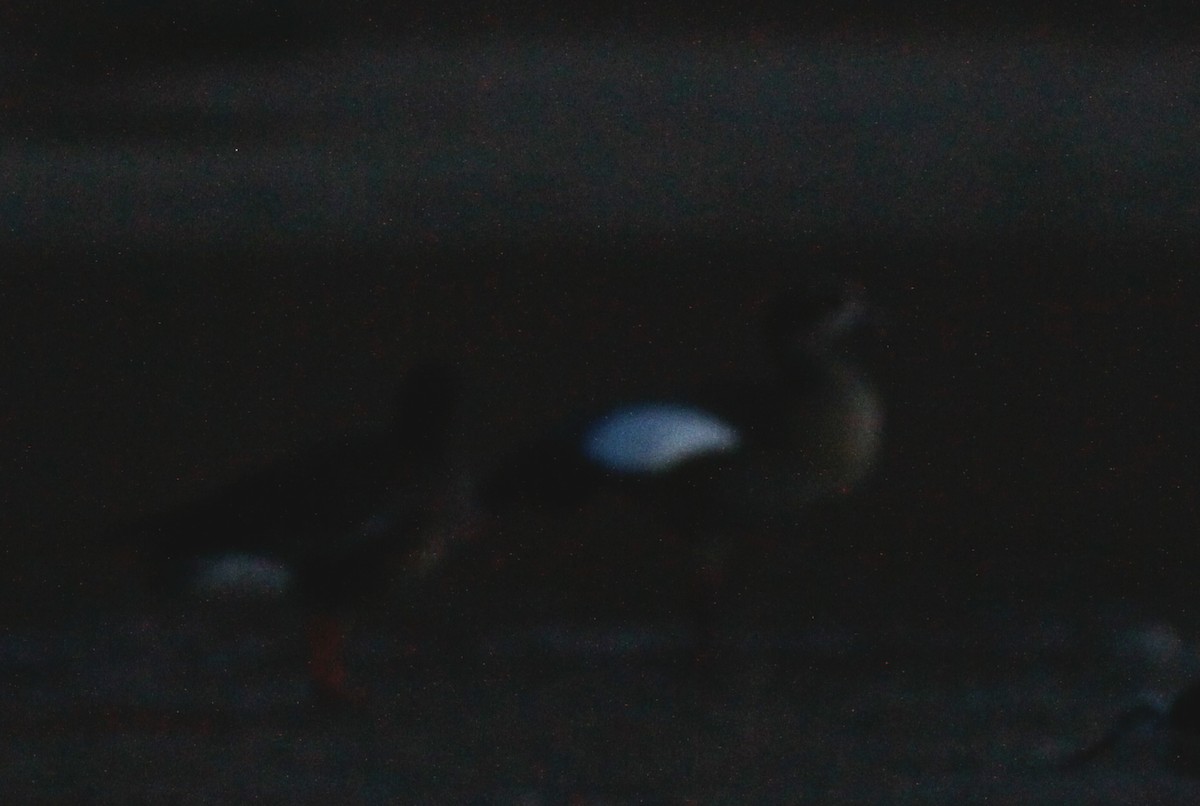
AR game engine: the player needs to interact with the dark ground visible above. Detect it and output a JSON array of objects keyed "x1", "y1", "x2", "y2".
[
  {"x1": 4, "y1": 592, "x2": 1200, "y2": 803},
  {"x1": 2, "y1": 18, "x2": 1199, "y2": 803}
]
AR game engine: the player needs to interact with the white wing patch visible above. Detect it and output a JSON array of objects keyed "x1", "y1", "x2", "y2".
[{"x1": 584, "y1": 403, "x2": 741, "y2": 473}]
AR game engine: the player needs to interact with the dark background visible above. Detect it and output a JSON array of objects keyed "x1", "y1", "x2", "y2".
[
  {"x1": 1, "y1": 4, "x2": 1198, "y2": 802},
  {"x1": 3, "y1": 1, "x2": 1195, "y2": 610},
  {"x1": 3, "y1": 237, "x2": 1196, "y2": 617}
]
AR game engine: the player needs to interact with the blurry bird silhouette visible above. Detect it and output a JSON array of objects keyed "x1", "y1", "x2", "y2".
[
  {"x1": 112, "y1": 361, "x2": 472, "y2": 702},
  {"x1": 479, "y1": 276, "x2": 884, "y2": 662}
]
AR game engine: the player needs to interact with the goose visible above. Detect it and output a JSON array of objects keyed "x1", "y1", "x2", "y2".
[
  {"x1": 113, "y1": 361, "x2": 469, "y2": 702},
  {"x1": 479, "y1": 277, "x2": 884, "y2": 660}
]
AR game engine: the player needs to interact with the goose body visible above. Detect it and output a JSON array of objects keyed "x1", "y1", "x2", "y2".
[
  {"x1": 480, "y1": 277, "x2": 884, "y2": 655},
  {"x1": 115, "y1": 362, "x2": 464, "y2": 700}
]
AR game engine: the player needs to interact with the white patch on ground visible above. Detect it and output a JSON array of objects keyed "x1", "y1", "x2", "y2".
[
  {"x1": 190, "y1": 553, "x2": 293, "y2": 599},
  {"x1": 483, "y1": 623, "x2": 691, "y2": 658},
  {"x1": 1116, "y1": 624, "x2": 1187, "y2": 667}
]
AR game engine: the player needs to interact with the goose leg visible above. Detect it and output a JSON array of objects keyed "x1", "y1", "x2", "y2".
[{"x1": 306, "y1": 611, "x2": 355, "y2": 702}]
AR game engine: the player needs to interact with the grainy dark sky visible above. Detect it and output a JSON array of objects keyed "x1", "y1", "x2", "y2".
[{"x1": 3, "y1": 34, "x2": 1197, "y2": 251}]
